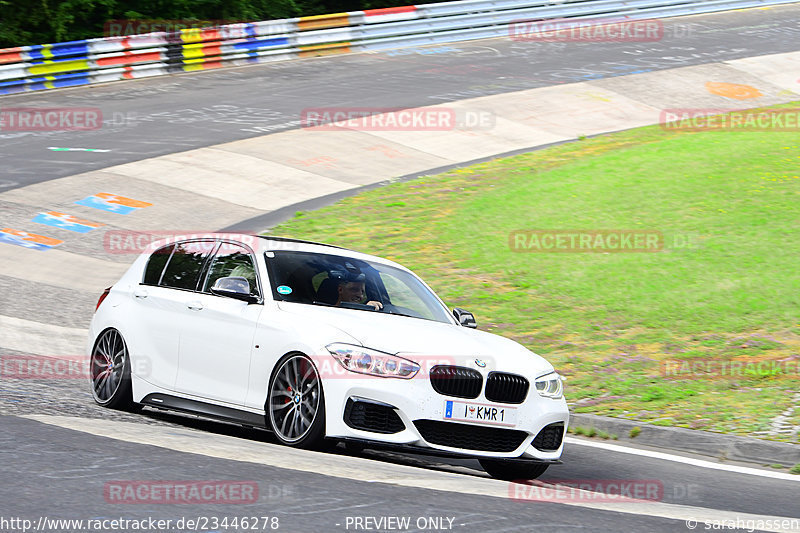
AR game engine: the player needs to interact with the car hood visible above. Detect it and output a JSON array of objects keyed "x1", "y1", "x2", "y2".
[{"x1": 277, "y1": 302, "x2": 555, "y2": 377}]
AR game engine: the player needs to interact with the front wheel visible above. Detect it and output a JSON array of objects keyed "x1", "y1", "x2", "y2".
[
  {"x1": 267, "y1": 353, "x2": 326, "y2": 449},
  {"x1": 479, "y1": 459, "x2": 549, "y2": 481},
  {"x1": 90, "y1": 328, "x2": 139, "y2": 412}
]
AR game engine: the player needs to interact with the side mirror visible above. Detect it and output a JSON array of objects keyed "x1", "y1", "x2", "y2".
[
  {"x1": 210, "y1": 276, "x2": 259, "y2": 304},
  {"x1": 453, "y1": 307, "x2": 477, "y2": 328}
]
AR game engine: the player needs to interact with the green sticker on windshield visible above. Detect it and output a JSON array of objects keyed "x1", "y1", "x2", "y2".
[{"x1": 277, "y1": 285, "x2": 292, "y2": 295}]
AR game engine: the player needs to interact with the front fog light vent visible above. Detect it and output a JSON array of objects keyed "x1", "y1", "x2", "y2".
[{"x1": 344, "y1": 398, "x2": 405, "y2": 434}]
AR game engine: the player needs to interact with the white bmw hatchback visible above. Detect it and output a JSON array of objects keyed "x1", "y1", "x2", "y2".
[{"x1": 89, "y1": 235, "x2": 568, "y2": 479}]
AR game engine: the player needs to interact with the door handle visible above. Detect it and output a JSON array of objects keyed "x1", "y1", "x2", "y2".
[
  {"x1": 133, "y1": 289, "x2": 148, "y2": 299},
  {"x1": 187, "y1": 301, "x2": 204, "y2": 311}
]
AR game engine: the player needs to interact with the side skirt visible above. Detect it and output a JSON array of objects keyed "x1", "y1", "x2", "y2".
[{"x1": 141, "y1": 393, "x2": 267, "y2": 428}]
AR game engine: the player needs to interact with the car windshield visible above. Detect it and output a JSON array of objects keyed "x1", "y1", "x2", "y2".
[{"x1": 265, "y1": 250, "x2": 454, "y2": 324}]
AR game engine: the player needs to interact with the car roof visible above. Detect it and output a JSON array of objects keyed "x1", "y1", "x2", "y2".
[
  {"x1": 258, "y1": 235, "x2": 408, "y2": 271},
  {"x1": 143, "y1": 233, "x2": 405, "y2": 270},
  {"x1": 257, "y1": 235, "x2": 347, "y2": 250}
]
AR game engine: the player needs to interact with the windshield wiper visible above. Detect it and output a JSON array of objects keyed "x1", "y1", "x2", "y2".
[{"x1": 311, "y1": 301, "x2": 378, "y2": 311}]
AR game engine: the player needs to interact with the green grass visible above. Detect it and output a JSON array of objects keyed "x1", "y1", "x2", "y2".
[
  {"x1": 568, "y1": 426, "x2": 617, "y2": 440},
  {"x1": 270, "y1": 102, "x2": 800, "y2": 440}
]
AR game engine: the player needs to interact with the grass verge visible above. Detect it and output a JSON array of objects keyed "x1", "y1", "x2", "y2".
[{"x1": 270, "y1": 103, "x2": 800, "y2": 441}]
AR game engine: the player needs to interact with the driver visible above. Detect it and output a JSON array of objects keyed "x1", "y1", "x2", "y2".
[
  {"x1": 336, "y1": 279, "x2": 383, "y2": 311},
  {"x1": 332, "y1": 264, "x2": 383, "y2": 311}
]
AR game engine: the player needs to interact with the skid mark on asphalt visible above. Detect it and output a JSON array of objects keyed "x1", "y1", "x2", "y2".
[
  {"x1": 280, "y1": 498, "x2": 389, "y2": 515},
  {"x1": 0, "y1": 443, "x2": 162, "y2": 480}
]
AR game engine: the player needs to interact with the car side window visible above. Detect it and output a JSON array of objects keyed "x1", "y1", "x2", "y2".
[
  {"x1": 143, "y1": 244, "x2": 174, "y2": 285},
  {"x1": 202, "y1": 242, "x2": 260, "y2": 298},
  {"x1": 159, "y1": 240, "x2": 216, "y2": 291}
]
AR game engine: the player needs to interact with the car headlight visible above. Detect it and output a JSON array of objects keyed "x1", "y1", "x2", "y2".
[
  {"x1": 534, "y1": 372, "x2": 564, "y2": 399},
  {"x1": 326, "y1": 343, "x2": 420, "y2": 379}
]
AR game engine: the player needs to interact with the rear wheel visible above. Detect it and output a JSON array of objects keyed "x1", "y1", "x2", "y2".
[
  {"x1": 479, "y1": 459, "x2": 549, "y2": 481},
  {"x1": 90, "y1": 329, "x2": 139, "y2": 412},
  {"x1": 267, "y1": 353, "x2": 326, "y2": 449}
]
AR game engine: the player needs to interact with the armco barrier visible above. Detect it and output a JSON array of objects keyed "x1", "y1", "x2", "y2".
[{"x1": 0, "y1": 0, "x2": 796, "y2": 95}]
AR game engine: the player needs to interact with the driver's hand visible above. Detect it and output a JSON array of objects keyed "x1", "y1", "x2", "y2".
[{"x1": 366, "y1": 301, "x2": 383, "y2": 311}]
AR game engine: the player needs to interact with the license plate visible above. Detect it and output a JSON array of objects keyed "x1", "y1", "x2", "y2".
[{"x1": 443, "y1": 400, "x2": 518, "y2": 427}]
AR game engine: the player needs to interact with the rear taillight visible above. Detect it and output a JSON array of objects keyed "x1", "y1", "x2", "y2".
[{"x1": 96, "y1": 287, "x2": 111, "y2": 311}]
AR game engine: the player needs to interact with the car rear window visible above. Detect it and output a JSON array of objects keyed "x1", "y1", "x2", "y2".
[
  {"x1": 159, "y1": 240, "x2": 216, "y2": 291},
  {"x1": 143, "y1": 244, "x2": 174, "y2": 285}
]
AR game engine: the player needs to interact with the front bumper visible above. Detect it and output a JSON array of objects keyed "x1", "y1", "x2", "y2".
[{"x1": 322, "y1": 372, "x2": 569, "y2": 460}]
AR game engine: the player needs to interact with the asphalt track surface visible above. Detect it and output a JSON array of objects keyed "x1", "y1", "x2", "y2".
[
  {"x1": 2, "y1": 409, "x2": 800, "y2": 532},
  {"x1": 0, "y1": 416, "x2": 702, "y2": 533},
  {"x1": 1, "y1": 5, "x2": 800, "y2": 191},
  {"x1": 2, "y1": 6, "x2": 800, "y2": 533}
]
